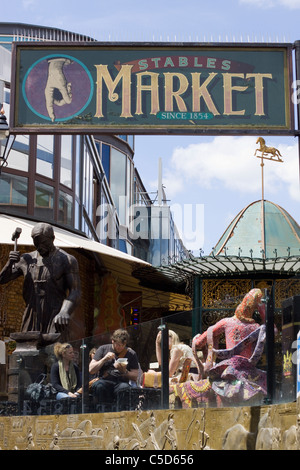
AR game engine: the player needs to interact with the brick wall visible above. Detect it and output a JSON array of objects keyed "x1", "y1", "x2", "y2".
[{"x1": 0, "y1": 244, "x2": 24, "y2": 337}]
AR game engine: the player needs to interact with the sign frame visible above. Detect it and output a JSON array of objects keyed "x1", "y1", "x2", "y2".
[{"x1": 10, "y1": 41, "x2": 294, "y2": 135}]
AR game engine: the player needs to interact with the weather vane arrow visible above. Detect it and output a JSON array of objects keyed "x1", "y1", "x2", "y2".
[{"x1": 254, "y1": 137, "x2": 284, "y2": 260}]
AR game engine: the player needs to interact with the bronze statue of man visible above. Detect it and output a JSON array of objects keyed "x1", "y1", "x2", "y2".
[{"x1": 0, "y1": 223, "x2": 81, "y2": 334}]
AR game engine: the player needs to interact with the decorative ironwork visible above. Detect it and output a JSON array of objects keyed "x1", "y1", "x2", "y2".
[
  {"x1": 0, "y1": 245, "x2": 8, "y2": 339},
  {"x1": 275, "y1": 279, "x2": 300, "y2": 308},
  {"x1": 202, "y1": 279, "x2": 251, "y2": 308}
]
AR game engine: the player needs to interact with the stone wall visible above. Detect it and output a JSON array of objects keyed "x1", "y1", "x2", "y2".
[{"x1": 0, "y1": 401, "x2": 299, "y2": 450}]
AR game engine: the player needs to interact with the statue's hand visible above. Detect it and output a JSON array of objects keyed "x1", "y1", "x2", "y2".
[
  {"x1": 8, "y1": 251, "x2": 20, "y2": 263},
  {"x1": 54, "y1": 311, "x2": 70, "y2": 332}
]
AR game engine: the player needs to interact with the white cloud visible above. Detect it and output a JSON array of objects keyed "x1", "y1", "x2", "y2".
[
  {"x1": 280, "y1": 0, "x2": 300, "y2": 7},
  {"x1": 162, "y1": 136, "x2": 300, "y2": 202},
  {"x1": 270, "y1": 144, "x2": 300, "y2": 201}
]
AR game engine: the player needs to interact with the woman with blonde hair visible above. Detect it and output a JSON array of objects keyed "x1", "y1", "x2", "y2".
[
  {"x1": 156, "y1": 329, "x2": 196, "y2": 383},
  {"x1": 50, "y1": 342, "x2": 81, "y2": 399}
]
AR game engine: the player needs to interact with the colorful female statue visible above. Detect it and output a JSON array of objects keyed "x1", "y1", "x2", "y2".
[{"x1": 170, "y1": 288, "x2": 268, "y2": 408}]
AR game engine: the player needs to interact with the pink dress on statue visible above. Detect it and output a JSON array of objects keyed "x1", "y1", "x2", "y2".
[{"x1": 170, "y1": 288, "x2": 267, "y2": 408}]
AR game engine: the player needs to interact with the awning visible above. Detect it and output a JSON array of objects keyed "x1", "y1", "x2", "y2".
[
  {"x1": 0, "y1": 213, "x2": 150, "y2": 268},
  {"x1": 133, "y1": 253, "x2": 300, "y2": 289},
  {"x1": 0, "y1": 214, "x2": 188, "y2": 302},
  {"x1": 154, "y1": 254, "x2": 300, "y2": 281}
]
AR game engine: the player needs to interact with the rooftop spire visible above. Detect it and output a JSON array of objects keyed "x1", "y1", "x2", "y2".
[{"x1": 254, "y1": 137, "x2": 284, "y2": 258}]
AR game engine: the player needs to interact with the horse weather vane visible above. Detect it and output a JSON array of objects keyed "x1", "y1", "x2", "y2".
[{"x1": 254, "y1": 137, "x2": 283, "y2": 201}]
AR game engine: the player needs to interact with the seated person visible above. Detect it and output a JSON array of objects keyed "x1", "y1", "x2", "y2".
[
  {"x1": 89, "y1": 329, "x2": 139, "y2": 410},
  {"x1": 89, "y1": 347, "x2": 97, "y2": 380},
  {"x1": 156, "y1": 329, "x2": 197, "y2": 383},
  {"x1": 50, "y1": 342, "x2": 82, "y2": 399}
]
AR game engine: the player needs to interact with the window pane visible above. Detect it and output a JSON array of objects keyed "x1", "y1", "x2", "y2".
[
  {"x1": 75, "y1": 136, "x2": 81, "y2": 197},
  {"x1": 102, "y1": 144, "x2": 110, "y2": 183},
  {"x1": 0, "y1": 173, "x2": 28, "y2": 207},
  {"x1": 83, "y1": 143, "x2": 93, "y2": 220},
  {"x1": 127, "y1": 135, "x2": 134, "y2": 149},
  {"x1": 36, "y1": 135, "x2": 54, "y2": 178},
  {"x1": 110, "y1": 148, "x2": 126, "y2": 225},
  {"x1": 97, "y1": 191, "x2": 112, "y2": 244},
  {"x1": 60, "y1": 135, "x2": 73, "y2": 188},
  {"x1": 34, "y1": 181, "x2": 54, "y2": 220},
  {"x1": 58, "y1": 191, "x2": 73, "y2": 226},
  {"x1": 74, "y1": 199, "x2": 80, "y2": 230},
  {"x1": 6, "y1": 136, "x2": 29, "y2": 172},
  {"x1": 0, "y1": 177, "x2": 10, "y2": 203}
]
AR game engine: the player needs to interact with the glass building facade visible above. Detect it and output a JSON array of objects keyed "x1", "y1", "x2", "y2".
[{"x1": 0, "y1": 23, "x2": 188, "y2": 265}]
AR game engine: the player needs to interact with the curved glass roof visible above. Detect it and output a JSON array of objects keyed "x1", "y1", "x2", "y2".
[
  {"x1": 213, "y1": 200, "x2": 300, "y2": 259},
  {"x1": 133, "y1": 200, "x2": 300, "y2": 286}
]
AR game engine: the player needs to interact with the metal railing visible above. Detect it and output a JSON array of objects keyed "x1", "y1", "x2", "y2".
[{"x1": 0, "y1": 299, "x2": 295, "y2": 417}]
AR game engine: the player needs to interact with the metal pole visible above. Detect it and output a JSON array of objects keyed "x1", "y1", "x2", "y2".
[
  {"x1": 17, "y1": 355, "x2": 24, "y2": 415},
  {"x1": 158, "y1": 157, "x2": 162, "y2": 206},
  {"x1": 192, "y1": 276, "x2": 202, "y2": 336},
  {"x1": 265, "y1": 284, "x2": 275, "y2": 404},
  {"x1": 293, "y1": 41, "x2": 300, "y2": 183},
  {"x1": 80, "y1": 340, "x2": 89, "y2": 413},
  {"x1": 158, "y1": 322, "x2": 169, "y2": 409},
  {"x1": 199, "y1": 279, "x2": 203, "y2": 335}
]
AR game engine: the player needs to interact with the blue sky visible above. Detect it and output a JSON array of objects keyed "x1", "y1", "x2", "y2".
[{"x1": 2, "y1": 0, "x2": 300, "y2": 254}]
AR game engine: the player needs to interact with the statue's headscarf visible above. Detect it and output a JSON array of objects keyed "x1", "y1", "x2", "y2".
[{"x1": 234, "y1": 288, "x2": 263, "y2": 323}]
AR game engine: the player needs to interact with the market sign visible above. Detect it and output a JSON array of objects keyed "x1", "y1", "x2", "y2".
[{"x1": 10, "y1": 43, "x2": 293, "y2": 134}]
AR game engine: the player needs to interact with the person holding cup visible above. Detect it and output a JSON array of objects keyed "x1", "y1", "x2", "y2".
[{"x1": 89, "y1": 329, "x2": 139, "y2": 410}]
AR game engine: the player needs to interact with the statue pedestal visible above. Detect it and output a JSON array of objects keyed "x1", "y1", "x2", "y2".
[{"x1": 8, "y1": 331, "x2": 60, "y2": 402}]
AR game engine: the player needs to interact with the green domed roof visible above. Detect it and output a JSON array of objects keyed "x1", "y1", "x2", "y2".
[{"x1": 213, "y1": 200, "x2": 300, "y2": 259}]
